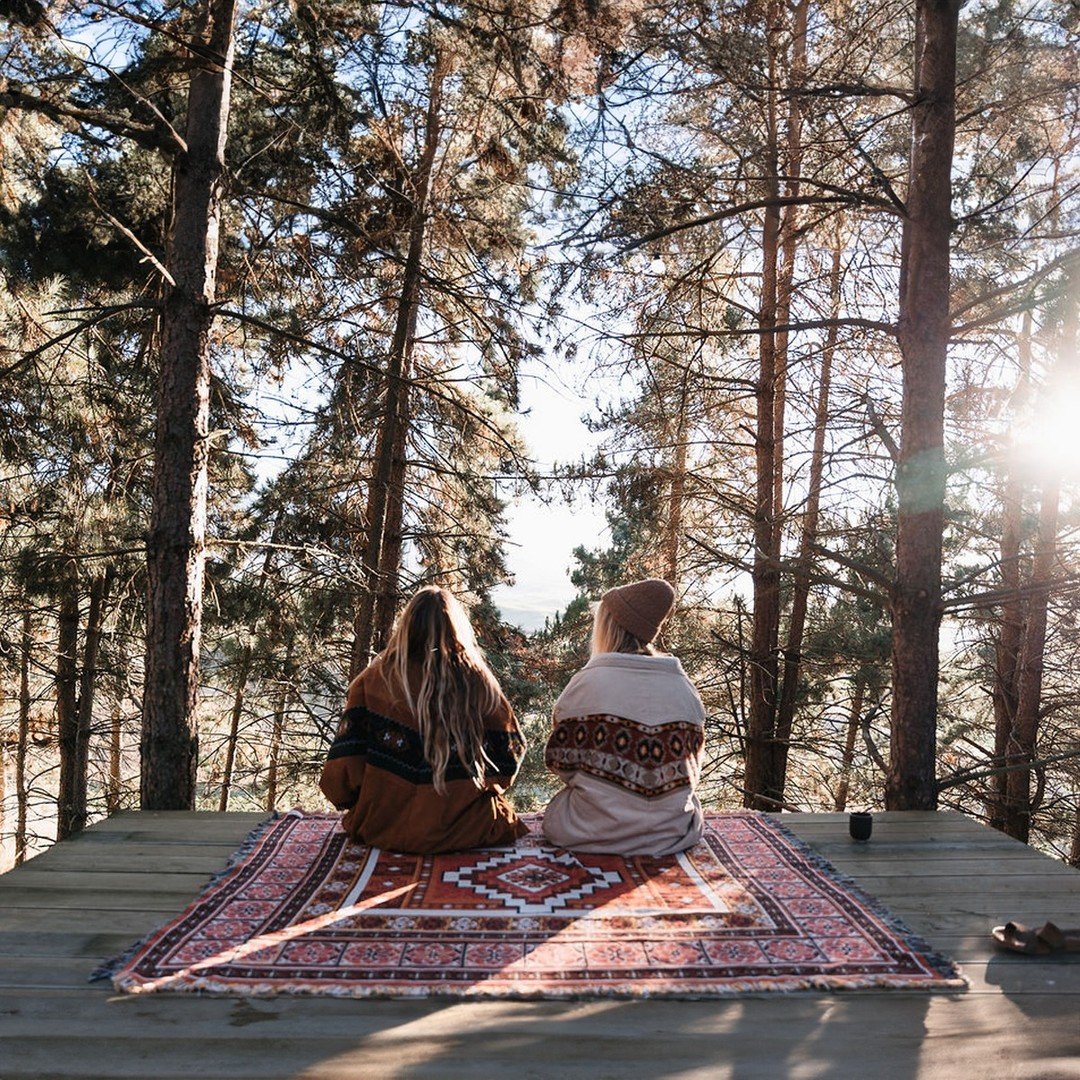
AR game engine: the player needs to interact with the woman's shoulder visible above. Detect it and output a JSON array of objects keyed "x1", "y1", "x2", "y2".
[
  {"x1": 346, "y1": 655, "x2": 394, "y2": 708},
  {"x1": 483, "y1": 691, "x2": 518, "y2": 732},
  {"x1": 557, "y1": 652, "x2": 704, "y2": 721}
]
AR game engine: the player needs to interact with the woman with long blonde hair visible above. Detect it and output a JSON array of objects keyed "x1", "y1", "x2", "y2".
[{"x1": 320, "y1": 586, "x2": 527, "y2": 853}]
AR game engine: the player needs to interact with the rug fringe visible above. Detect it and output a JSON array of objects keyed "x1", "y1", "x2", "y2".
[
  {"x1": 113, "y1": 970, "x2": 965, "y2": 1000},
  {"x1": 89, "y1": 811, "x2": 287, "y2": 983}
]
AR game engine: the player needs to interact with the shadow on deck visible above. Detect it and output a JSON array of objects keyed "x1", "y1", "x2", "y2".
[{"x1": 1, "y1": 810, "x2": 1078, "y2": 1079}]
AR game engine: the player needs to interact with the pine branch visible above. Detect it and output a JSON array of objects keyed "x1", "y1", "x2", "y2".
[
  {"x1": 621, "y1": 193, "x2": 898, "y2": 253},
  {"x1": 0, "y1": 82, "x2": 184, "y2": 154},
  {"x1": 936, "y1": 748, "x2": 1080, "y2": 793}
]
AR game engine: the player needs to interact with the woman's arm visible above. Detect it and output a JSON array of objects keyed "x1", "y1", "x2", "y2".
[
  {"x1": 320, "y1": 674, "x2": 370, "y2": 808},
  {"x1": 483, "y1": 701, "x2": 527, "y2": 787}
]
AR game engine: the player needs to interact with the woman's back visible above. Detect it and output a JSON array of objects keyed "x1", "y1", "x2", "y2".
[
  {"x1": 543, "y1": 651, "x2": 706, "y2": 855},
  {"x1": 320, "y1": 586, "x2": 527, "y2": 853},
  {"x1": 542, "y1": 579, "x2": 706, "y2": 856}
]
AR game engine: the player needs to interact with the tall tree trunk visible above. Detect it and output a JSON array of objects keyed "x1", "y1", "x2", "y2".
[
  {"x1": 107, "y1": 704, "x2": 122, "y2": 814},
  {"x1": 218, "y1": 643, "x2": 253, "y2": 812},
  {"x1": 218, "y1": 527, "x2": 279, "y2": 812},
  {"x1": 886, "y1": 0, "x2": 959, "y2": 810},
  {"x1": 266, "y1": 638, "x2": 294, "y2": 813},
  {"x1": 1001, "y1": 473, "x2": 1058, "y2": 841},
  {"x1": 744, "y1": 9, "x2": 784, "y2": 810},
  {"x1": 664, "y1": 366, "x2": 691, "y2": 588},
  {"x1": 370, "y1": 385, "x2": 413, "y2": 650},
  {"x1": 834, "y1": 676, "x2": 866, "y2": 812},
  {"x1": 774, "y1": 241, "x2": 841, "y2": 795},
  {"x1": 350, "y1": 55, "x2": 448, "y2": 675},
  {"x1": 15, "y1": 609, "x2": 31, "y2": 865},
  {"x1": 989, "y1": 313, "x2": 1030, "y2": 831},
  {"x1": 1069, "y1": 797, "x2": 1080, "y2": 869},
  {"x1": 67, "y1": 569, "x2": 112, "y2": 835},
  {"x1": 0, "y1": 717, "x2": 6, "y2": 855},
  {"x1": 142, "y1": 0, "x2": 238, "y2": 810},
  {"x1": 56, "y1": 580, "x2": 80, "y2": 841},
  {"x1": 769, "y1": 0, "x2": 808, "y2": 550}
]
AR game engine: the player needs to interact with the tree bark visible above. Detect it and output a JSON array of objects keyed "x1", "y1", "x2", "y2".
[
  {"x1": 107, "y1": 704, "x2": 122, "y2": 815},
  {"x1": 217, "y1": 643, "x2": 253, "y2": 812},
  {"x1": 15, "y1": 609, "x2": 31, "y2": 865},
  {"x1": 1002, "y1": 273, "x2": 1077, "y2": 841},
  {"x1": 834, "y1": 676, "x2": 866, "y2": 812},
  {"x1": 67, "y1": 569, "x2": 112, "y2": 834},
  {"x1": 770, "y1": 0, "x2": 808, "y2": 546},
  {"x1": 989, "y1": 313, "x2": 1030, "y2": 830},
  {"x1": 664, "y1": 365, "x2": 690, "y2": 588},
  {"x1": 266, "y1": 637, "x2": 294, "y2": 813},
  {"x1": 0, "y1": 714, "x2": 6, "y2": 852},
  {"x1": 1069, "y1": 798, "x2": 1080, "y2": 869},
  {"x1": 1001, "y1": 473, "x2": 1058, "y2": 841},
  {"x1": 370, "y1": 384, "x2": 413, "y2": 651},
  {"x1": 218, "y1": 528, "x2": 279, "y2": 812},
  {"x1": 55, "y1": 581, "x2": 80, "y2": 841},
  {"x1": 350, "y1": 55, "x2": 448, "y2": 674},
  {"x1": 141, "y1": 0, "x2": 238, "y2": 810},
  {"x1": 886, "y1": 0, "x2": 959, "y2": 810},
  {"x1": 774, "y1": 241, "x2": 840, "y2": 795},
  {"x1": 744, "y1": 7, "x2": 785, "y2": 809}
]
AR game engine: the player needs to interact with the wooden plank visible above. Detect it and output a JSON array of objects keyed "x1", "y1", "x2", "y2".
[
  {"x1": 0, "y1": 930, "x2": 152, "y2": 959},
  {"x1": 784, "y1": 838, "x2": 1052, "y2": 859},
  {"x1": 88, "y1": 810, "x2": 268, "y2": 830},
  {"x1": 10, "y1": 851, "x2": 247, "y2": 875},
  {"x1": 0, "y1": 870, "x2": 213, "y2": 892},
  {"x1": 775, "y1": 857, "x2": 1074, "y2": 877},
  {"x1": 781, "y1": 814, "x2": 1010, "y2": 834},
  {"x1": 0, "y1": 907, "x2": 182, "y2": 935},
  {"x1": 0, "y1": 956, "x2": 114, "y2": 989},
  {"x1": 834, "y1": 874, "x2": 1080, "y2": 900},
  {"x1": 0, "y1": 886, "x2": 206, "y2": 912}
]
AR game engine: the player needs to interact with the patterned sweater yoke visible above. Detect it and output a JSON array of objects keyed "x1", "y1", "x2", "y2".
[{"x1": 542, "y1": 652, "x2": 707, "y2": 857}]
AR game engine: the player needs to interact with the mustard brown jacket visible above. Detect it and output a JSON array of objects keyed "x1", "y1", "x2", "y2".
[{"x1": 319, "y1": 657, "x2": 528, "y2": 853}]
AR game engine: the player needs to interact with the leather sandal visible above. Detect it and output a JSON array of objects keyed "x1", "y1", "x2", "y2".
[{"x1": 992, "y1": 920, "x2": 1080, "y2": 955}]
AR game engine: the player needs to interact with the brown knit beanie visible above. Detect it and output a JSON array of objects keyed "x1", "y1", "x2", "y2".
[{"x1": 599, "y1": 578, "x2": 676, "y2": 644}]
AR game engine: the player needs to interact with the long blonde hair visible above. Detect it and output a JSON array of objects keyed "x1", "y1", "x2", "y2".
[
  {"x1": 381, "y1": 586, "x2": 508, "y2": 793},
  {"x1": 591, "y1": 601, "x2": 658, "y2": 657}
]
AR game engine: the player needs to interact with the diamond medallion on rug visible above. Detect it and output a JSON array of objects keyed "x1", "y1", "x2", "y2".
[{"x1": 104, "y1": 811, "x2": 966, "y2": 998}]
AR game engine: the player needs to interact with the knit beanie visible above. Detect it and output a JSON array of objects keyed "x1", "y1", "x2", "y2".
[{"x1": 599, "y1": 578, "x2": 676, "y2": 644}]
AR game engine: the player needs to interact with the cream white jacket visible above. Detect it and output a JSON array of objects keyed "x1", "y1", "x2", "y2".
[{"x1": 542, "y1": 652, "x2": 706, "y2": 856}]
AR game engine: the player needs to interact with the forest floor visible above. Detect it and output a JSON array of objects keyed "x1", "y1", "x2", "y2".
[{"x1": 0, "y1": 810, "x2": 1078, "y2": 1079}]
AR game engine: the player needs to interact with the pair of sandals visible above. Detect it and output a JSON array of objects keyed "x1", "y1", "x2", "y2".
[{"x1": 992, "y1": 920, "x2": 1080, "y2": 956}]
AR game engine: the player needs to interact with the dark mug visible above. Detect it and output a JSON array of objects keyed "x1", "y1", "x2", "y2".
[{"x1": 849, "y1": 812, "x2": 873, "y2": 842}]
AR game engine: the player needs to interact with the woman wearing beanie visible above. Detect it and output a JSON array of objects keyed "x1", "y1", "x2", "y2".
[{"x1": 542, "y1": 578, "x2": 706, "y2": 855}]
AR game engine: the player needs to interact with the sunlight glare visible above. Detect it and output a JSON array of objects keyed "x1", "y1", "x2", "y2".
[{"x1": 1016, "y1": 363, "x2": 1080, "y2": 476}]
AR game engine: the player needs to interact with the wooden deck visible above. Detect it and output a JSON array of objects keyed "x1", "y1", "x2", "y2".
[{"x1": 1, "y1": 811, "x2": 1078, "y2": 1079}]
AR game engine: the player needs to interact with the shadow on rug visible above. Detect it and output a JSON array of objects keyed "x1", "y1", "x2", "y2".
[{"x1": 99, "y1": 811, "x2": 966, "y2": 998}]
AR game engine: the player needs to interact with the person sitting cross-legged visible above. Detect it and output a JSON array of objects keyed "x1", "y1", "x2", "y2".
[
  {"x1": 320, "y1": 585, "x2": 528, "y2": 854},
  {"x1": 542, "y1": 578, "x2": 706, "y2": 856}
]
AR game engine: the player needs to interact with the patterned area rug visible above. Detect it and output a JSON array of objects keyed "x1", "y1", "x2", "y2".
[{"x1": 104, "y1": 811, "x2": 965, "y2": 998}]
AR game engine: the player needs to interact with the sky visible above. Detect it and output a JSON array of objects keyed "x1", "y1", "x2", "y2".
[{"x1": 490, "y1": 363, "x2": 610, "y2": 632}]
